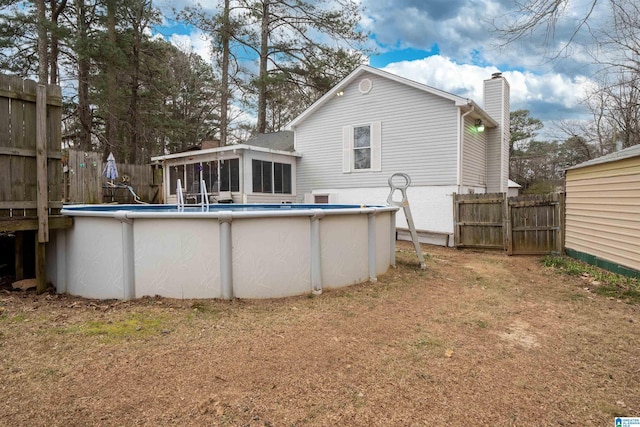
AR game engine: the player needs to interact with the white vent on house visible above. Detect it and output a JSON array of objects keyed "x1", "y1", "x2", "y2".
[{"x1": 359, "y1": 78, "x2": 372, "y2": 94}]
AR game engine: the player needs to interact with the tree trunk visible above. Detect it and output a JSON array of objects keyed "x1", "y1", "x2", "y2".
[
  {"x1": 257, "y1": 0, "x2": 269, "y2": 134},
  {"x1": 36, "y1": 0, "x2": 48, "y2": 84},
  {"x1": 220, "y1": 0, "x2": 230, "y2": 145},
  {"x1": 128, "y1": 2, "x2": 142, "y2": 164},
  {"x1": 76, "y1": 0, "x2": 92, "y2": 151},
  {"x1": 104, "y1": 0, "x2": 117, "y2": 159},
  {"x1": 49, "y1": 0, "x2": 67, "y2": 85}
]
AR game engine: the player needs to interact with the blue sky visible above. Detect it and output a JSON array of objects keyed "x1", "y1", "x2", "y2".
[{"x1": 155, "y1": 0, "x2": 607, "y2": 140}]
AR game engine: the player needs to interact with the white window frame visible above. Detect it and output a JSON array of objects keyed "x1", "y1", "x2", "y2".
[{"x1": 342, "y1": 121, "x2": 381, "y2": 173}]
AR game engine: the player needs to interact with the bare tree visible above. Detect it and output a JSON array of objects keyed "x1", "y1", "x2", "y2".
[
  {"x1": 600, "y1": 72, "x2": 640, "y2": 148},
  {"x1": 495, "y1": 0, "x2": 640, "y2": 151},
  {"x1": 597, "y1": 1, "x2": 640, "y2": 74},
  {"x1": 494, "y1": 0, "x2": 600, "y2": 58}
]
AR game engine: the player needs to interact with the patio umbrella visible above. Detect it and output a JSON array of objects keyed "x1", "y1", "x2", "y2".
[{"x1": 102, "y1": 152, "x2": 118, "y2": 183}]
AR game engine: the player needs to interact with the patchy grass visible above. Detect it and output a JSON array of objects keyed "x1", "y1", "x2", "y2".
[
  {"x1": 61, "y1": 312, "x2": 167, "y2": 341},
  {"x1": 541, "y1": 255, "x2": 640, "y2": 303},
  {"x1": 2, "y1": 311, "x2": 27, "y2": 323},
  {"x1": 1, "y1": 242, "x2": 639, "y2": 426},
  {"x1": 476, "y1": 319, "x2": 490, "y2": 329}
]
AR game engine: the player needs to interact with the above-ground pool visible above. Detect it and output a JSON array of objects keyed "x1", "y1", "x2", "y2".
[{"x1": 55, "y1": 204, "x2": 399, "y2": 300}]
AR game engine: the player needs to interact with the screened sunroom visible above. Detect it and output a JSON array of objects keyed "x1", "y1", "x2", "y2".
[{"x1": 151, "y1": 140, "x2": 300, "y2": 205}]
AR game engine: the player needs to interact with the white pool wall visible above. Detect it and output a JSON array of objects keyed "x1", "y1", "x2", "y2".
[{"x1": 57, "y1": 205, "x2": 398, "y2": 300}]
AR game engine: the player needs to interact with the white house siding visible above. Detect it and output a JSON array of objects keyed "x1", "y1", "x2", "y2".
[
  {"x1": 294, "y1": 70, "x2": 459, "y2": 197},
  {"x1": 307, "y1": 185, "x2": 458, "y2": 236},
  {"x1": 462, "y1": 115, "x2": 486, "y2": 187},
  {"x1": 565, "y1": 156, "x2": 640, "y2": 273},
  {"x1": 483, "y1": 76, "x2": 510, "y2": 193},
  {"x1": 245, "y1": 194, "x2": 296, "y2": 203}
]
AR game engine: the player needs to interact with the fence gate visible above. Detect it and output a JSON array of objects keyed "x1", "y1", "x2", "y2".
[
  {"x1": 454, "y1": 192, "x2": 564, "y2": 255},
  {"x1": 508, "y1": 193, "x2": 564, "y2": 255},
  {"x1": 453, "y1": 193, "x2": 506, "y2": 250}
]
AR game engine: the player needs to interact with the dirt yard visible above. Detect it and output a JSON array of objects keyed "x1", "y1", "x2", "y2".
[{"x1": 1, "y1": 242, "x2": 639, "y2": 426}]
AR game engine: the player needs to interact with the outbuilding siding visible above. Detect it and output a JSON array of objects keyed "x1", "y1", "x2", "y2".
[
  {"x1": 294, "y1": 71, "x2": 459, "y2": 197},
  {"x1": 565, "y1": 156, "x2": 640, "y2": 273}
]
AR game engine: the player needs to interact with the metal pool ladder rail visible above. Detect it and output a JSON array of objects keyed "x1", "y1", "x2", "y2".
[
  {"x1": 176, "y1": 179, "x2": 185, "y2": 211},
  {"x1": 387, "y1": 173, "x2": 427, "y2": 269},
  {"x1": 200, "y1": 179, "x2": 209, "y2": 211}
]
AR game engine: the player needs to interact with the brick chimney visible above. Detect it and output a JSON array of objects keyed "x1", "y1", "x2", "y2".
[
  {"x1": 483, "y1": 73, "x2": 510, "y2": 193},
  {"x1": 201, "y1": 139, "x2": 221, "y2": 150}
]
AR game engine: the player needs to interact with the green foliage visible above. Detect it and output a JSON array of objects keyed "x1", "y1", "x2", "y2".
[
  {"x1": 0, "y1": 1, "x2": 39, "y2": 77},
  {"x1": 0, "y1": 0, "x2": 371, "y2": 160},
  {"x1": 476, "y1": 320, "x2": 489, "y2": 328},
  {"x1": 510, "y1": 109, "x2": 542, "y2": 155},
  {"x1": 509, "y1": 110, "x2": 600, "y2": 192},
  {"x1": 0, "y1": 311, "x2": 27, "y2": 323},
  {"x1": 541, "y1": 255, "x2": 585, "y2": 275},
  {"x1": 63, "y1": 313, "x2": 166, "y2": 340},
  {"x1": 190, "y1": 301, "x2": 221, "y2": 316},
  {"x1": 182, "y1": 0, "x2": 369, "y2": 135},
  {"x1": 541, "y1": 255, "x2": 640, "y2": 303},
  {"x1": 413, "y1": 336, "x2": 443, "y2": 350},
  {"x1": 522, "y1": 180, "x2": 558, "y2": 194}
]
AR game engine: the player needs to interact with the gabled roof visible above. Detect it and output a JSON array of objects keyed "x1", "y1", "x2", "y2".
[
  {"x1": 567, "y1": 144, "x2": 640, "y2": 170},
  {"x1": 287, "y1": 64, "x2": 497, "y2": 129}
]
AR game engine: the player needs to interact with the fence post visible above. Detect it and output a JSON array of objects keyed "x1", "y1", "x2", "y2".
[
  {"x1": 504, "y1": 192, "x2": 512, "y2": 255},
  {"x1": 36, "y1": 84, "x2": 48, "y2": 293},
  {"x1": 452, "y1": 192, "x2": 458, "y2": 248},
  {"x1": 557, "y1": 192, "x2": 565, "y2": 254}
]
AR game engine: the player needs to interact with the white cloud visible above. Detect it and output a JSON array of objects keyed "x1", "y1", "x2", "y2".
[
  {"x1": 167, "y1": 31, "x2": 213, "y2": 65},
  {"x1": 382, "y1": 55, "x2": 595, "y2": 136}
]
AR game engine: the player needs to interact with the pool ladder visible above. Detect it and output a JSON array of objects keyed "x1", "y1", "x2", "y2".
[
  {"x1": 387, "y1": 173, "x2": 427, "y2": 269},
  {"x1": 176, "y1": 179, "x2": 210, "y2": 212}
]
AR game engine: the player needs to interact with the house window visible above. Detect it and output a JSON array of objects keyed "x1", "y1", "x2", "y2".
[
  {"x1": 353, "y1": 125, "x2": 371, "y2": 170},
  {"x1": 220, "y1": 158, "x2": 239, "y2": 192},
  {"x1": 343, "y1": 121, "x2": 382, "y2": 173},
  {"x1": 253, "y1": 160, "x2": 272, "y2": 193},
  {"x1": 274, "y1": 162, "x2": 291, "y2": 193},
  {"x1": 252, "y1": 160, "x2": 292, "y2": 194}
]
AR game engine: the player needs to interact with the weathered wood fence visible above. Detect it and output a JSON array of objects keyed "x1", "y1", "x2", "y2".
[
  {"x1": 0, "y1": 74, "x2": 70, "y2": 291},
  {"x1": 454, "y1": 192, "x2": 565, "y2": 255},
  {"x1": 64, "y1": 150, "x2": 161, "y2": 204}
]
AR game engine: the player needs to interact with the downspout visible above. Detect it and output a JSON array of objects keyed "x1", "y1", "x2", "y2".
[{"x1": 458, "y1": 103, "x2": 474, "y2": 192}]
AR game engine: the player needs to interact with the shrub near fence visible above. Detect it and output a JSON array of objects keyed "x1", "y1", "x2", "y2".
[{"x1": 64, "y1": 150, "x2": 161, "y2": 204}]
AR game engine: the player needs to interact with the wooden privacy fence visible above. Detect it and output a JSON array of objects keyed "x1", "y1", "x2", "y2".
[
  {"x1": 64, "y1": 150, "x2": 161, "y2": 204},
  {"x1": 454, "y1": 192, "x2": 565, "y2": 255},
  {"x1": 0, "y1": 74, "x2": 69, "y2": 292},
  {"x1": 0, "y1": 76, "x2": 63, "y2": 217}
]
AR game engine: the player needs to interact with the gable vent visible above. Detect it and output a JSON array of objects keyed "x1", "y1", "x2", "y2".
[{"x1": 358, "y1": 78, "x2": 372, "y2": 94}]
